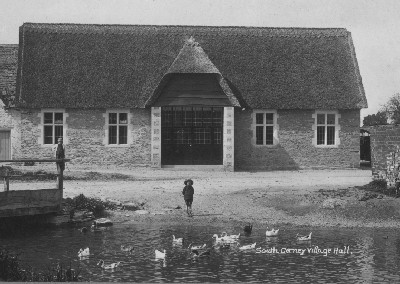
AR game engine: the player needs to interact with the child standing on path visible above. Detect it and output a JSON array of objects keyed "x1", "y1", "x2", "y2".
[{"x1": 182, "y1": 179, "x2": 194, "y2": 217}]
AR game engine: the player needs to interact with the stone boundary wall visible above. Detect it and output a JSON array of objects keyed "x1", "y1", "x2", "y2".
[{"x1": 369, "y1": 125, "x2": 400, "y2": 183}]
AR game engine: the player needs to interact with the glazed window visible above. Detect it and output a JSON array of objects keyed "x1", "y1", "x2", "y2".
[
  {"x1": 313, "y1": 111, "x2": 340, "y2": 147},
  {"x1": 253, "y1": 110, "x2": 278, "y2": 146},
  {"x1": 108, "y1": 112, "x2": 128, "y2": 144},
  {"x1": 43, "y1": 112, "x2": 64, "y2": 144}
]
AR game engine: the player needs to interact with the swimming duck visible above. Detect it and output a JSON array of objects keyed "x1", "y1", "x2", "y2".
[
  {"x1": 239, "y1": 242, "x2": 257, "y2": 250},
  {"x1": 121, "y1": 245, "x2": 134, "y2": 252},
  {"x1": 155, "y1": 249, "x2": 166, "y2": 259},
  {"x1": 296, "y1": 232, "x2": 312, "y2": 241},
  {"x1": 265, "y1": 228, "x2": 279, "y2": 237},
  {"x1": 191, "y1": 248, "x2": 211, "y2": 258},
  {"x1": 172, "y1": 235, "x2": 183, "y2": 244},
  {"x1": 244, "y1": 224, "x2": 253, "y2": 234},
  {"x1": 97, "y1": 260, "x2": 121, "y2": 270},
  {"x1": 78, "y1": 247, "x2": 90, "y2": 257},
  {"x1": 90, "y1": 223, "x2": 102, "y2": 233},
  {"x1": 212, "y1": 234, "x2": 237, "y2": 244},
  {"x1": 188, "y1": 243, "x2": 207, "y2": 251},
  {"x1": 79, "y1": 227, "x2": 88, "y2": 233}
]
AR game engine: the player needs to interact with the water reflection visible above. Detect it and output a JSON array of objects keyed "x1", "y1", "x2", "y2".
[{"x1": 2, "y1": 224, "x2": 400, "y2": 282}]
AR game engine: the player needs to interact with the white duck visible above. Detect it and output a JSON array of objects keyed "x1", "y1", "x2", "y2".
[
  {"x1": 155, "y1": 249, "x2": 166, "y2": 259},
  {"x1": 78, "y1": 247, "x2": 90, "y2": 257},
  {"x1": 97, "y1": 260, "x2": 121, "y2": 270},
  {"x1": 172, "y1": 235, "x2": 183, "y2": 244},
  {"x1": 213, "y1": 234, "x2": 237, "y2": 244},
  {"x1": 188, "y1": 243, "x2": 207, "y2": 251},
  {"x1": 296, "y1": 232, "x2": 312, "y2": 241},
  {"x1": 121, "y1": 245, "x2": 134, "y2": 252},
  {"x1": 239, "y1": 242, "x2": 257, "y2": 250},
  {"x1": 265, "y1": 228, "x2": 279, "y2": 237}
]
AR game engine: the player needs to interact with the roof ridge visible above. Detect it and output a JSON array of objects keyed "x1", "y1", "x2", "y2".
[{"x1": 21, "y1": 23, "x2": 348, "y2": 37}]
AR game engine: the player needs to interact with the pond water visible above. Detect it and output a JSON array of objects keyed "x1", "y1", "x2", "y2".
[{"x1": 2, "y1": 222, "x2": 400, "y2": 283}]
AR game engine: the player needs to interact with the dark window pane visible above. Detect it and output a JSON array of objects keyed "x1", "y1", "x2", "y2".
[
  {"x1": 256, "y1": 126, "x2": 263, "y2": 145},
  {"x1": 194, "y1": 128, "x2": 211, "y2": 144},
  {"x1": 54, "y1": 113, "x2": 63, "y2": 124},
  {"x1": 173, "y1": 107, "x2": 183, "y2": 127},
  {"x1": 265, "y1": 126, "x2": 274, "y2": 145},
  {"x1": 162, "y1": 128, "x2": 173, "y2": 144},
  {"x1": 265, "y1": 113, "x2": 274, "y2": 124},
  {"x1": 119, "y1": 113, "x2": 128, "y2": 124},
  {"x1": 317, "y1": 126, "x2": 325, "y2": 145},
  {"x1": 174, "y1": 128, "x2": 191, "y2": 144},
  {"x1": 119, "y1": 126, "x2": 128, "y2": 144},
  {"x1": 183, "y1": 107, "x2": 193, "y2": 126},
  {"x1": 54, "y1": 126, "x2": 63, "y2": 144},
  {"x1": 44, "y1": 113, "x2": 53, "y2": 124},
  {"x1": 109, "y1": 113, "x2": 117, "y2": 124},
  {"x1": 327, "y1": 126, "x2": 335, "y2": 145},
  {"x1": 317, "y1": 114, "x2": 325, "y2": 124},
  {"x1": 256, "y1": 113, "x2": 264, "y2": 124},
  {"x1": 44, "y1": 126, "x2": 53, "y2": 144},
  {"x1": 109, "y1": 126, "x2": 117, "y2": 144},
  {"x1": 213, "y1": 108, "x2": 223, "y2": 127},
  {"x1": 327, "y1": 114, "x2": 335, "y2": 125},
  {"x1": 162, "y1": 107, "x2": 173, "y2": 127},
  {"x1": 202, "y1": 107, "x2": 212, "y2": 127},
  {"x1": 214, "y1": 128, "x2": 222, "y2": 144}
]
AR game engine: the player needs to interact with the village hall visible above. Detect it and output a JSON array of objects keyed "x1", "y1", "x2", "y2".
[{"x1": 0, "y1": 23, "x2": 367, "y2": 171}]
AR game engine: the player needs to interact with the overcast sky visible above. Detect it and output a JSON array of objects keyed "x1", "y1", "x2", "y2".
[{"x1": 1, "y1": 0, "x2": 399, "y2": 121}]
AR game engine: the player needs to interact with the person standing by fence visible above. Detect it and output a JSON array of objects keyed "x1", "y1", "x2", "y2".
[{"x1": 54, "y1": 137, "x2": 66, "y2": 171}]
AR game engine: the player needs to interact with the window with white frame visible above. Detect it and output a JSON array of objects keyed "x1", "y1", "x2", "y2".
[
  {"x1": 108, "y1": 112, "x2": 128, "y2": 144},
  {"x1": 253, "y1": 110, "x2": 278, "y2": 145},
  {"x1": 43, "y1": 112, "x2": 64, "y2": 144},
  {"x1": 315, "y1": 111, "x2": 339, "y2": 146}
]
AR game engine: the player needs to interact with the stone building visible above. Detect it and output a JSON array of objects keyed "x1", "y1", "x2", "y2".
[{"x1": 0, "y1": 23, "x2": 367, "y2": 170}]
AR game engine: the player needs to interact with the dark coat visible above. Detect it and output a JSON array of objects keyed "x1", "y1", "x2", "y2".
[{"x1": 182, "y1": 185, "x2": 194, "y2": 200}]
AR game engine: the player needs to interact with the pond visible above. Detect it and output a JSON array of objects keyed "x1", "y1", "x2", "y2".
[{"x1": 2, "y1": 222, "x2": 400, "y2": 282}]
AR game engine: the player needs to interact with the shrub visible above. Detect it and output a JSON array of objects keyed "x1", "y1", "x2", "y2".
[{"x1": 67, "y1": 194, "x2": 117, "y2": 217}]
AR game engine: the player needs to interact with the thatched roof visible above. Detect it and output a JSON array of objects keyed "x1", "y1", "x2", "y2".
[
  {"x1": 16, "y1": 23, "x2": 368, "y2": 109},
  {"x1": 0, "y1": 44, "x2": 18, "y2": 107}
]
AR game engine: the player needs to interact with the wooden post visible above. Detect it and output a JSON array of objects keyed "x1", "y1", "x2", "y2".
[{"x1": 57, "y1": 162, "x2": 63, "y2": 193}]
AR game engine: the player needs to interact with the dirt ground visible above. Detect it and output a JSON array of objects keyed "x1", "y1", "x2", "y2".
[{"x1": 8, "y1": 165, "x2": 400, "y2": 228}]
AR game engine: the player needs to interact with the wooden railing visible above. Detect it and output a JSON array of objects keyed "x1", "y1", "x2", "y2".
[{"x1": 0, "y1": 159, "x2": 70, "y2": 217}]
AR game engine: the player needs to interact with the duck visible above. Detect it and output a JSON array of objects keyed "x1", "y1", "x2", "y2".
[
  {"x1": 90, "y1": 223, "x2": 102, "y2": 233},
  {"x1": 78, "y1": 247, "x2": 90, "y2": 257},
  {"x1": 265, "y1": 228, "x2": 279, "y2": 237},
  {"x1": 155, "y1": 249, "x2": 166, "y2": 259},
  {"x1": 97, "y1": 260, "x2": 121, "y2": 270},
  {"x1": 212, "y1": 234, "x2": 237, "y2": 244},
  {"x1": 296, "y1": 232, "x2": 312, "y2": 241},
  {"x1": 239, "y1": 242, "x2": 257, "y2": 250},
  {"x1": 79, "y1": 227, "x2": 88, "y2": 233},
  {"x1": 172, "y1": 235, "x2": 183, "y2": 244},
  {"x1": 191, "y1": 248, "x2": 211, "y2": 258},
  {"x1": 188, "y1": 243, "x2": 207, "y2": 251},
  {"x1": 244, "y1": 224, "x2": 253, "y2": 234},
  {"x1": 221, "y1": 232, "x2": 240, "y2": 239},
  {"x1": 120, "y1": 245, "x2": 134, "y2": 252}
]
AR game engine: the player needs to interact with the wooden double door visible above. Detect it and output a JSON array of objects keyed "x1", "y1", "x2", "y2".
[{"x1": 161, "y1": 107, "x2": 223, "y2": 165}]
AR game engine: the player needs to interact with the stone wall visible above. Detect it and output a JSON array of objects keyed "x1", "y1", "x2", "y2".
[
  {"x1": 0, "y1": 45, "x2": 18, "y2": 107},
  {"x1": 14, "y1": 108, "x2": 152, "y2": 166},
  {"x1": 234, "y1": 109, "x2": 361, "y2": 170},
  {"x1": 368, "y1": 125, "x2": 400, "y2": 182}
]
